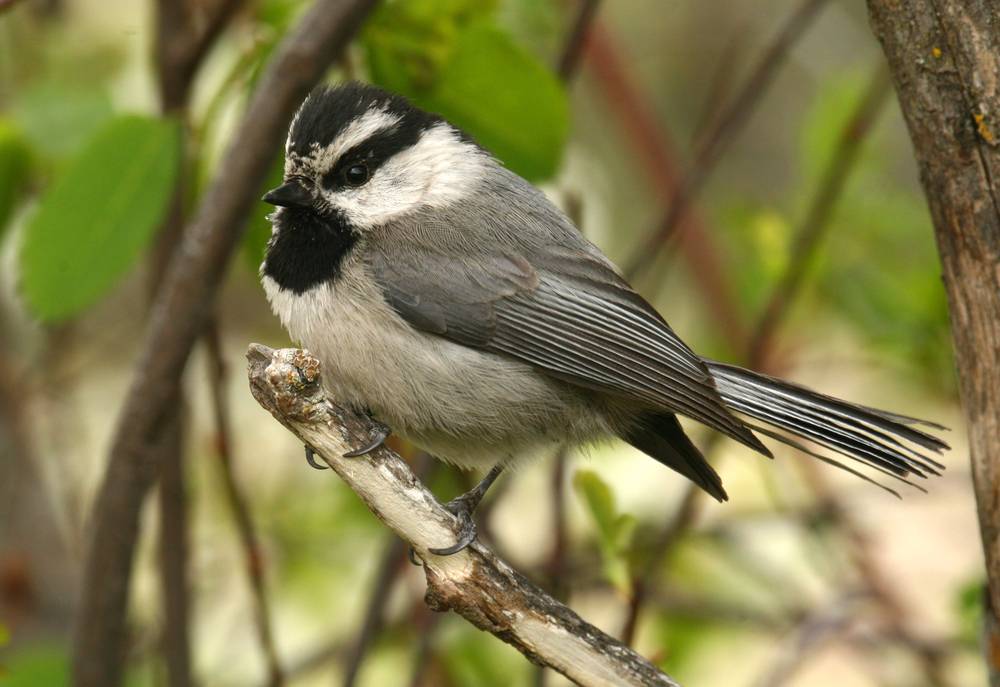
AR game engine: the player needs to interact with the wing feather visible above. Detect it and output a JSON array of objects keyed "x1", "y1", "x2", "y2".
[{"x1": 369, "y1": 244, "x2": 766, "y2": 453}]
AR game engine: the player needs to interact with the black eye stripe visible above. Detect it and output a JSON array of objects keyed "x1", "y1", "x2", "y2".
[{"x1": 321, "y1": 122, "x2": 429, "y2": 189}]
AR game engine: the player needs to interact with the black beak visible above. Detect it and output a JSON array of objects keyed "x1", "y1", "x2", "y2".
[{"x1": 262, "y1": 179, "x2": 314, "y2": 208}]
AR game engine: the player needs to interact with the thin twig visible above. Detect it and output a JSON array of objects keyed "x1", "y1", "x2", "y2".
[
  {"x1": 556, "y1": 0, "x2": 601, "y2": 82},
  {"x1": 406, "y1": 606, "x2": 442, "y2": 687},
  {"x1": 151, "y1": 3, "x2": 246, "y2": 683},
  {"x1": 342, "y1": 453, "x2": 433, "y2": 687},
  {"x1": 72, "y1": 3, "x2": 379, "y2": 685},
  {"x1": 690, "y1": 25, "x2": 751, "y2": 153},
  {"x1": 748, "y1": 66, "x2": 891, "y2": 366},
  {"x1": 619, "y1": 455, "x2": 708, "y2": 646},
  {"x1": 623, "y1": 0, "x2": 830, "y2": 282},
  {"x1": 584, "y1": 21, "x2": 747, "y2": 341},
  {"x1": 754, "y1": 594, "x2": 860, "y2": 687},
  {"x1": 156, "y1": 0, "x2": 245, "y2": 111},
  {"x1": 205, "y1": 322, "x2": 284, "y2": 686},
  {"x1": 341, "y1": 537, "x2": 409, "y2": 687}
]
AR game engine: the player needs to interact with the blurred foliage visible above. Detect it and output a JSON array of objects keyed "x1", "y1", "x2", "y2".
[
  {"x1": 364, "y1": 0, "x2": 568, "y2": 180},
  {"x1": 19, "y1": 115, "x2": 180, "y2": 321},
  {"x1": 0, "y1": 121, "x2": 32, "y2": 236},
  {"x1": 11, "y1": 81, "x2": 114, "y2": 165},
  {"x1": 574, "y1": 469, "x2": 636, "y2": 594},
  {"x1": 956, "y1": 577, "x2": 986, "y2": 648},
  {"x1": 0, "y1": 645, "x2": 68, "y2": 687},
  {"x1": 718, "y1": 70, "x2": 953, "y2": 390},
  {"x1": 439, "y1": 616, "x2": 533, "y2": 687}
]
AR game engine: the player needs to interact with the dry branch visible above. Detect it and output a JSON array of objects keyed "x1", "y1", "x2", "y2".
[{"x1": 247, "y1": 344, "x2": 679, "y2": 687}]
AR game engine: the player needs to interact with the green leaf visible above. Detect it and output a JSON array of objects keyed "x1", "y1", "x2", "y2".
[
  {"x1": 12, "y1": 80, "x2": 114, "y2": 162},
  {"x1": 20, "y1": 115, "x2": 180, "y2": 321},
  {"x1": 365, "y1": 0, "x2": 497, "y2": 91},
  {"x1": 0, "y1": 121, "x2": 32, "y2": 236},
  {"x1": 955, "y1": 577, "x2": 985, "y2": 647},
  {"x1": 573, "y1": 470, "x2": 635, "y2": 593},
  {"x1": 422, "y1": 23, "x2": 568, "y2": 180},
  {"x1": 0, "y1": 645, "x2": 69, "y2": 687},
  {"x1": 365, "y1": 7, "x2": 568, "y2": 181}
]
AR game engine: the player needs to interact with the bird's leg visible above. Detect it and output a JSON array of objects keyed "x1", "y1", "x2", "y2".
[
  {"x1": 303, "y1": 444, "x2": 328, "y2": 470},
  {"x1": 428, "y1": 464, "x2": 505, "y2": 556},
  {"x1": 343, "y1": 411, "x2": 391, "y2": 458}
]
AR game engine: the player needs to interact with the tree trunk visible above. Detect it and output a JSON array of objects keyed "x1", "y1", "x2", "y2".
[{"x1": 866, "y1": 0, "x2": 1000, "y2": 678}]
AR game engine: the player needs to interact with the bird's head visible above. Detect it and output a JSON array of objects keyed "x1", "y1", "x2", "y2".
[{"x1": 262, "y1": 81, "x2": 487, "y2": 235}]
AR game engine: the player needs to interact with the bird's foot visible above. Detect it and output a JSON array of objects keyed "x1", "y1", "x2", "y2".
[
  {"x1": 428, "y1": 491, "x2": 481, "y2": 556},
  {"x1": 343, "y1": 418, "x2": 391, "y2": 458},
  {"x1": 426, "y1": 464, "x2": 504, "y2": 557},
  {"x1": 303, "y1": 444, "x2": 328, "y2": 470}
]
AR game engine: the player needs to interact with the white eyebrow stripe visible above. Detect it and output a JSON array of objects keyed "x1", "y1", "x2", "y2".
[{"x1": 297, "y1": 107, "x2": 403, "y2": 172}]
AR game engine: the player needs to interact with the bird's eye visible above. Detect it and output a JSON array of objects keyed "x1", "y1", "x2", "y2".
[{"x1": 344, "y1": 162, "x2": 370, "y2": 187}]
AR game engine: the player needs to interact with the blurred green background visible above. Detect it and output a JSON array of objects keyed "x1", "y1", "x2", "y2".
[{"x1": 0, "y1": 0, "x2": 982, "y2": 685}]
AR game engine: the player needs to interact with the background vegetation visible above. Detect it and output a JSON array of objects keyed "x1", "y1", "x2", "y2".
[{"x1": 0, "y1": 0, "x2": 983, "y2": 685}]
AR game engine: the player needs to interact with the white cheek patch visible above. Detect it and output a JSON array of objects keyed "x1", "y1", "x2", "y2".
[
  {"x1": 285, "y1": 107, "x2": 402, "y2": 176},
  {"x1": 326, "y1": 124, "x2": 488, "y2": 229}
]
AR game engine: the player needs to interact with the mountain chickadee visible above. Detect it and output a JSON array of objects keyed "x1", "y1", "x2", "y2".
[{"x1": 261, "y1": 82, "x2": 948, "y2": 555}]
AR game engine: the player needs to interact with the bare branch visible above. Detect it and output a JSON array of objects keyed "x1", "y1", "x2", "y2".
[
  {"x1": 623, "y1": 0, "x2": 830, "y2": 284},
  {"x1": 247, "y1": 345, "x2": 680, "y2": 687},
  {"x1": 584, "y1": 22, "x2": 747, "y2": 341},
  {"x1": 71, "y1": 3, "x2": 378, "y2": 685},
  {"x1": 748, "y1": 66, "x2": 891, "y2": 366},
  {"x1": 556, "y1": 0, "x2": 601, "y2": 82},
  {"x1": 156, "y1": 0, "x2": 244, "y2": 111},
  {"x1": 205, "y1": 322, "x2": 284, "y2": 686},
  {"x1": 155, "y1": 408, "x2": 192, "y2": 687},
  {"x1": 341, "y1": 537, "x2": 410, "y2": 687}
]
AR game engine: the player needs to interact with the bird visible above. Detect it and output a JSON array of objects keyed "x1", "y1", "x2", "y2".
[{"x1": 260, "y1": 81, "x2": 949, "y2": 555}]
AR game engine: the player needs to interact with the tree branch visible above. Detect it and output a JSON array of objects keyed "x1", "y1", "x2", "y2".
[
  {"x1": 247, "y1": 344, "x2": 680, "y2": 687},
  {"x1": 866, "y1": 0, "x2": 1000, "y2": 678},
  {"x1": 71, "y1": 2, "x2": 378, "y2": 685}
]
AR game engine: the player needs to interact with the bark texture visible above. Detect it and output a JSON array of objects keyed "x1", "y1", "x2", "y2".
[
  {"x1": 866, "y1": 0, "x2": 1000, "y2": 673},
  {"x1": 247, "y1": 345, "x2": 680, "y2": 687}
]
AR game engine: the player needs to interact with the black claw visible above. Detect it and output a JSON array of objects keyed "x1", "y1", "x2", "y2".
[
  {"x1": 426, "y1": 464, "x2": 504, "y2": 557},
  {"x1": 304, "y1": 445, "x2": 328, "y2": 470},
  {"x1": 343, "y1": 421, "x2": 390, "y2": 458},
  {"x1": 428, "y1": 524, "x2": 477, "y2": 556},
  {"x1": 408, "y1": 547, "x2": 423, "y2": 566},
  {"x1": 427, "y1": 494, "x2": 480, "y2": 556}
]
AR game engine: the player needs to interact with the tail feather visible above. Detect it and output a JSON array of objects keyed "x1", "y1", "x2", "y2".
[
  {"x1": 621, "y1": 412, "x2": 729, "y2": 502},
  {"x1": 705, "y1": 361, "x2": 949, "y2": 488},
  {"x1": 746, "y1": 422, "x2": 922, "y2": 498}
]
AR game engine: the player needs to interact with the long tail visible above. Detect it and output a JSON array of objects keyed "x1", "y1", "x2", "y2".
[{"x1": 705, "y1": 361, "x2": 949, "y2": 495}]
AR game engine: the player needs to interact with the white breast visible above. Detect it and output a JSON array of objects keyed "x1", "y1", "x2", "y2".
[{"x1": 262, "y1": 259, "x2": 612, "y2": 468}]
